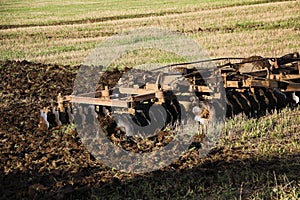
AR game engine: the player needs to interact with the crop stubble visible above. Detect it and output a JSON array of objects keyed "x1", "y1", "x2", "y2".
[{"x1": 0, "y1": 0, "x2": 299, "y2": 199}]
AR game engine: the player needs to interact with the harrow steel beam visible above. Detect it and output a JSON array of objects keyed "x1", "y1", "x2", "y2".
[{"x1": 40, "y1": 52, "x2": 300, "y2": 131}]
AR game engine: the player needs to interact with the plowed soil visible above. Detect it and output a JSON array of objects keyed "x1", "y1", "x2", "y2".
[{"x1": 0, "y1": 60, "x2": 299, "y2": 199}]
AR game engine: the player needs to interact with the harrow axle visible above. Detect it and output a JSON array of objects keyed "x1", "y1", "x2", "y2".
[{"x1": 39, "y1": 53, "x2": 300, "y2": 137}]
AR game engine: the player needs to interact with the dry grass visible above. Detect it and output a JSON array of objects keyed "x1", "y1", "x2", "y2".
[
  {"x1": 2, "y1": 0, "x2": 293, "y2": 26},
  {"x1": 1, "y1": 0, "x2": 299, "y2": 64},
  {"x1": 195, "y1": 28, "x2": 300, "y2": 58},
  {"x1": 0, "y1": 1, "x2": 299, "y2": 199},
  {"x1": 222, "y1": 108, "x2": 300, "y2": 158}
]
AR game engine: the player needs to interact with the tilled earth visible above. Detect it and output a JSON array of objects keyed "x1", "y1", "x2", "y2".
[
  {"x1": 0, "y1": 60, "x2": 299, "y2": 199},
  {"x1": 0, "y1": 60, "x2": 202, "y2": 199}
]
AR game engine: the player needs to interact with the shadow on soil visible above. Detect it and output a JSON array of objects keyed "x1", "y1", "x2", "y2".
[
  {"x1": 1, "y1": 152, "x2": 299, "y2": 200},
  {"x1": 91, "y1": 154, "x2": 300, "y2": 199}
]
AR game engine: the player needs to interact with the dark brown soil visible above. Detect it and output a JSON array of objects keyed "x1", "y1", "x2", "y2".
[
  {"x1": 0, "y1": 60, "x2": 200, "y2": 199},
  {"x1": 0, "y1": 60, "x2": 299, "y2": 199}
]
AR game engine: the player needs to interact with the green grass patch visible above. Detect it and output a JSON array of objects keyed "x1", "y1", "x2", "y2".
[
  {"x1": 1, "y1": 0, "x2": 299, "y2": 64},
  {"x1": 0, "y1": 0, "x2": 293, "y2": 27},
  {"x1": 109, "y1": 49, "x2": 187, "y2": 69}
]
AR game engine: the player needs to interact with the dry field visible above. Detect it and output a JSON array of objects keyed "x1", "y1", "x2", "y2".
[
  {"x1": 0, "y1": 0, "x2": 299, "y2": 199},
  {"x1": 1, "y1": 0, "x2": 299, "y2": 64}
]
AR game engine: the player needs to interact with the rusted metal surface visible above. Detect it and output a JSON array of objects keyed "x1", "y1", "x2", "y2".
[
  {"x1": 58, "y1": 95, "x2": 129, "y2": 108},
  {"x1": 57, "y1": 53, "x2": 300, "y2": 107},
  {"x1": 43, "y1": 52, "x2": 300, "y2": 130}
]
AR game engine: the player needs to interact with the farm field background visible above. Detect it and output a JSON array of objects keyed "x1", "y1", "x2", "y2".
[
  {"x1": 0, "y1": 0, "x2": 299, "y2": 199},
  {"x1": 1, "y1": 0, "x2": 299, "y2": 64}
]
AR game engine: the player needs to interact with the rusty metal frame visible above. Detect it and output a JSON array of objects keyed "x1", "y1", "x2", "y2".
[{"x1": 56, "y1": 53, "x2": 300, "y2": 111}]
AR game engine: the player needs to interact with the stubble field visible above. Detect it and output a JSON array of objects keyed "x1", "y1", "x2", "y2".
[{"x1": 0, "y1": 0, "x2": 299, "y2": 199}]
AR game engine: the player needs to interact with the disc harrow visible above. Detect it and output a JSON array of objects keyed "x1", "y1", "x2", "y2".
[{"x1": 39, "y1": 52, "x2": 300, "y2": 137}]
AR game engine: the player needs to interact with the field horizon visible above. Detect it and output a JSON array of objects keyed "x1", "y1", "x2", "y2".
[{"x1": 1, "y1": 0, "x2": 299, "y2": 65}]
